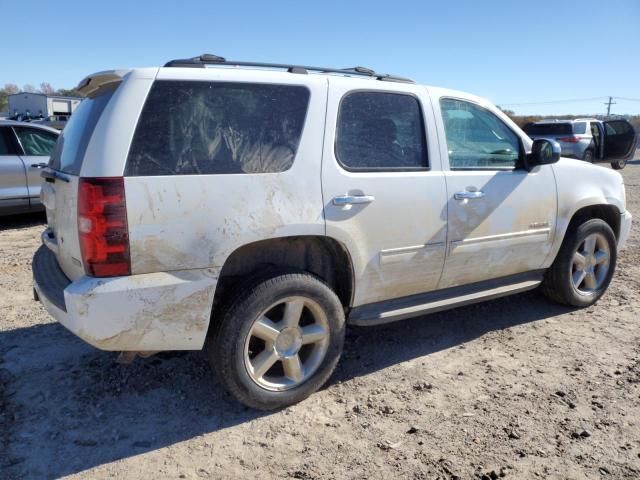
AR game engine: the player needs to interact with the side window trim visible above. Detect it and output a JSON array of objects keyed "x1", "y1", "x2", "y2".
[
  {"x1": 334, "y1": 89, "x2": 430, "y2": 173},
  {"x1": 439, "y1": 96, "x2": 525, "y2": 172}
]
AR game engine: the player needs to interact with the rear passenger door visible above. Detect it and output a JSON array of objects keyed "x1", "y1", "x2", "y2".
[
  {"x1": 0, "y1": 126, "x2": 30, "y2": 212},
  {"x1": 322, "y1": 79, "x2": 448, "y2": 306}
]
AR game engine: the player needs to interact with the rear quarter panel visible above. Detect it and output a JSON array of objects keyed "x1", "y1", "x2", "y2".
[{"x1": 124, "y1": 69, "x2": 328, "y2": 274}]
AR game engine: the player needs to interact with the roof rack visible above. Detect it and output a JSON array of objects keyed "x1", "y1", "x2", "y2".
[{"x1": 163, "y1": 54, "x2": 415, "y2": 84}]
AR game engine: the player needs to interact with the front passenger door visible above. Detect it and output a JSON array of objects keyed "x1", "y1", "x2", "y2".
[{"x1": 435, "y1": 97, "x2": 557, "y2": 289}]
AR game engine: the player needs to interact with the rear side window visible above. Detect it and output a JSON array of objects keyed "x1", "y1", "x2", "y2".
[
  {"x1": 336, "y1": 91, "x2": 427, "y2": 171},
  {"x1": 126, "y1": 81, "x2": 310, "y2": 176},
  {"x1": 48, "y1": 87, "x2": 116, "y2": 174},
  {"x1": 523, "y1": 123, "x2": 573, "y2": 135},
  {"x1": 572, "y1": 122, "x2": 587, "y2": 134},
  {"x1": 13, "y1": 127, "x2": 58, "y2": 156}
]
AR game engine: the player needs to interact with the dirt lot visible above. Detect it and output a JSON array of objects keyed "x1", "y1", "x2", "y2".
[{"x1": 1, "y1": 154, "x2": 640, "y2": 480}]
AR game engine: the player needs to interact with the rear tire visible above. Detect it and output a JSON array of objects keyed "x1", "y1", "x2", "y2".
[
  {"x1": 541, "y1": 219, "x2": 616, "y2": 307},
  {"x1": 611, "y1": 159, "x2": 626, "y2": 170},
  {"x1": 209, "y1": 270, "x2": 345, "y2": 410},
  {"x1": 582, "y1": 149, "x2": 594, "y2": 163}
]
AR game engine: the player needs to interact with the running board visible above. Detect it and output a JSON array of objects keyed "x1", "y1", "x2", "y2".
[{"x1": 348, "y1": 271, "x2": 544, "y2": 326}]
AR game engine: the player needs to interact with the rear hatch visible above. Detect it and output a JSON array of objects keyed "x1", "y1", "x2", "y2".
[{"x1": 41, "y1": 84, "x2": 119, "y2": 281}]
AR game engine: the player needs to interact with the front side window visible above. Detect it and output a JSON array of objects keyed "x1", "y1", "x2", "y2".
[
  {"x1": 440, "y1": 98, "x2": 520, "y2": 169},
  {"x1": 336, "y1": 91, "x2": 427, "y2": 171},
  {"x1": 13, "y1": 127, "x2": 58, "y2": 156},
  {"x1": 126, "y1": 81, "x2": 310, "y2": 176}
]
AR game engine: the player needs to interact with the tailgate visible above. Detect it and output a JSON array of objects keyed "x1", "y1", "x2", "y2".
[{"x1": 41, "y1": 84, "x2": 120, "y2": 281}]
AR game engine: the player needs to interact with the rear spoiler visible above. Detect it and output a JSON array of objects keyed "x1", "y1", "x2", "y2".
[{"x1": 76, "y1": 70, "x2": 130, "y2": 97}]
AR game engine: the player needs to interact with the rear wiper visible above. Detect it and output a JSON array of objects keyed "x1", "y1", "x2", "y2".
[{"x1": 41, "y1": 168, "x2": 70, "y2": 183}]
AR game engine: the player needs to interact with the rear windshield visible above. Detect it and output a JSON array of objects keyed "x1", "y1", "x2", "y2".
[
  {"x1": 125, "y1": 81, "x2": 310, "y2": 176},
  {"x1": 48, "y1": 86, "x2": 116, "y2": 174},
  {"x1": 523, "y1": 123, "x2": 573, "y2": 136}
]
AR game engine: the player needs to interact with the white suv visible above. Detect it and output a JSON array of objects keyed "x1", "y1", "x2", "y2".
[{"x1": 33, "y1": 54, "x2": 633, "y2": 409}]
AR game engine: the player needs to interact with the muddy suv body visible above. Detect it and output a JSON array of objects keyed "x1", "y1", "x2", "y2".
[{"x1": 33, "y1": 55, "x2": 633, "y2": 409}]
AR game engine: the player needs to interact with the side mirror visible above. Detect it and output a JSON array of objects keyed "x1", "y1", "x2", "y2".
[{"x1": 525, "y1": 139, "x2": 561, "y2": 171}]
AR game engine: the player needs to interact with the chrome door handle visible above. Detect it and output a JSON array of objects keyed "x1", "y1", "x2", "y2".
[
  {"x1": 454, "y1": 190, "x2": 485, "y2": 200},
  {"x1": 31, "y1": 163, "x2": 47, "y2": 169},
  {"x1": 332, "y1": 194, "x2": 375, "y2": 206}
]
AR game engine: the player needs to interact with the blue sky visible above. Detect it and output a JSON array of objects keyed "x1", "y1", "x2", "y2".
[{"x1": 3, "y1": 0, "x2": 639, "y2": 115}]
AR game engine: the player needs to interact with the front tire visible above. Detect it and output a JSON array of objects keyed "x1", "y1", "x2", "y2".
[
  {"x1": 209, "y1": 270, "x2": 345, "y2": 410},
  {"x1": 541, "y1": 219, "x2": 617, "y2": 307},
  {"x1": 611, "y1": 159, "x2": 627, "y2": 170}
]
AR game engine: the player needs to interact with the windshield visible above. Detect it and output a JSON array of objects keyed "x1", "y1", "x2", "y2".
[{"x1": 48, "y1": 86, "x2": 116, "y2": 174}]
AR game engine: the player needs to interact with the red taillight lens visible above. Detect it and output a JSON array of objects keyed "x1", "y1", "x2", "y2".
[
  {"x1": 558, "y1": 136, "x2": 580, "y2": 143},
  {"x1": 78, "y1": 177, "x2": 131, "y2": 277}
]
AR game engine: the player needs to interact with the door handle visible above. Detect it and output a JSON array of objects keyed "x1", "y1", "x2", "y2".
[
  {"x1": 454, "y1": 190, "x2": 485, "y2": 200},
  {"x1": 332, "y1": 194, "x2": 375, "y2": 206},
  {"x1": 31, "y1": 163, "x2": 47, "y2": 169}
]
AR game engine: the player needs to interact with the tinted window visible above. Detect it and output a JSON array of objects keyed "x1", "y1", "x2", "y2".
[
  {"x1": 13, "y1": 127, "x2": 58, "y2": 156},
  {"x1": 523, "y1": 123, "x2": 573, "y2": 135},
  {"x1": 336, "y1": 92, "x2": 427, "y2": 170},
  {"x1": 572, "y1": 122, "x2": 587, "y2": 134},
  {"x1": 49, "y1": 87, "x2": 116, "y2": 174},
  {"x1": 440, "y1": 98, "x2": 520, "y2": 169},
  {"x1": 605, "y1": 120, "x2": 632, "y2": 135},
  {"x1": 126, "y1": 81, "x2": 310, "y2": 176},
  {"x1": 0, "y1": 128, "x2": 10, "y2": 155}
]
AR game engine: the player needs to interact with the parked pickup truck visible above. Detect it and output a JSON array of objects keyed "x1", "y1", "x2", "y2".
[{"x1": 33, "y1": 55, "x2": 633, "y2": 409}]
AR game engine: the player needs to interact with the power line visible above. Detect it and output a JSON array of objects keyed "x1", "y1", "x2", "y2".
[
  {"x1": 499, "y1": 96, "x2": 640, "y2": 107},
  {"x1": 499, "y1": 97, "x2": 607, "y2": 107}
]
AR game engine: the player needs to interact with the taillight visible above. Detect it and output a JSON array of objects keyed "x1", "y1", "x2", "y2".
[
  {"x1": 558, "y1": 136, "x2": 580, "y2": 143},
  {"x1": 78, "y1": 177, "x2": 131, "y2": 277}
]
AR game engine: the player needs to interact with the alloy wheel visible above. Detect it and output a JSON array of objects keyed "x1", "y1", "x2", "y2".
[{"x1": 243, "y1": 296, "x2": 330, "y2": 391}]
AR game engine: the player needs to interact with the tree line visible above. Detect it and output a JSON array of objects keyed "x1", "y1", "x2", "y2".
[{"x1": 0, "y1": 83, "x2": 81, "y2": 112}]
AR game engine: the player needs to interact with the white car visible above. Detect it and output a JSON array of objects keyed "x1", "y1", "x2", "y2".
[{"x1": 33, "y1": 54, "x2": 633, "y2": 409}]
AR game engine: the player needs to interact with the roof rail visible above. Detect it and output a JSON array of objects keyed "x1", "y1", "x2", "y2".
[{"x1": 163, "y1": 54, "x2": 415, "y2": 84}]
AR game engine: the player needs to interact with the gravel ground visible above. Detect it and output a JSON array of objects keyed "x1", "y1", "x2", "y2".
[{"x1": 1, "y1": 153, "x2": 639, "y2": 479}]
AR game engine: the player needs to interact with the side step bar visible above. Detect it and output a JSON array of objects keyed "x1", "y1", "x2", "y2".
[{"x1": 348, "y1": 271, "x2": 544, "y2": 326}]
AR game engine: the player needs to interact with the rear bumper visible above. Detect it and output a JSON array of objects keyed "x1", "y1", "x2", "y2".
[
  {"x1": 618, "y1": 210, "x2": 632, "y2": 251},
  {"x1": 32, "y1": 245, "x2": 219, "y2": 351}
]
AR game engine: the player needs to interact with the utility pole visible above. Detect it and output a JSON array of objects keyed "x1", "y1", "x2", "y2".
[{"x1": 604, "y1": 96, "x2": 616, "y2": 117}]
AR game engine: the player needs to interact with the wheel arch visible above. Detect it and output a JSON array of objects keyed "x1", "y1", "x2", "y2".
[
  {"x1": 544, "y1": 201, "x2": 622, "y2": 268},
  {"x1": 209, "y1": 235, "x2": 355, "y2": 333}
]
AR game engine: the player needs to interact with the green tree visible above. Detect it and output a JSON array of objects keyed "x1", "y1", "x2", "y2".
[{"x1": 0, "y1": 83, "x2": 19, "y2": 112}]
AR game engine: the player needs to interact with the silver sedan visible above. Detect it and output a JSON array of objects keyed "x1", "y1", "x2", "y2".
[{"x1": 0, "y1": 120, "x2": 59, "y2": 215}]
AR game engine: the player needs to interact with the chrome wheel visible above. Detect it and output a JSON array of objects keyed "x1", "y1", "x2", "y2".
[
  {"x1": 243, "y1": 296, "x2": 330, "y2": 391},
  {"x1": 571, "y1": 233, "x2": 610, "y2": 294}
]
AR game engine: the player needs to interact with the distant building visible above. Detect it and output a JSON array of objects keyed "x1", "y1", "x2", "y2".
[{"x1": 8, "y1": 92, "x2": 82, "y2": 121}]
